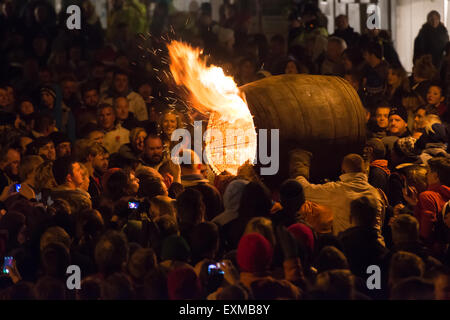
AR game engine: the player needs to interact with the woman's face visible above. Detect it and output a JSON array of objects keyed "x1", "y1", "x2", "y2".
[
  {"x1": 427, "y1": 86, "x2": 444, "y2": 106},
  {"x1": 133, "y1": 131, "x2": 147, "y2": 152},
  {"x1": 162, "y1": 113, "x2": 178, "y2": 137},
  {"x1": 414, "y1": 108, "x2": 426, "y2": 130},
  {"x1": 285, "y1": 61, "x2": 298, "y2": 74},
  {"x1": 387, "y1": 69, "x2": 400, "y2": 86},
  {"x1": 20, "y1": 101, "x2": 34, "y2": 115}
]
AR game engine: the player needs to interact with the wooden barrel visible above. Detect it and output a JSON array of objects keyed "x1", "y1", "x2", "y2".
[{"x1": 239, "y1": 74, "x2": 366, "y2": 184}]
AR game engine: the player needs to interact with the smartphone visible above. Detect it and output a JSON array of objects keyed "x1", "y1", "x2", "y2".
[
  {"x1": 3, "y1": 256, "x2": 13, "y2": 274},
  {"x1": 14, "y1": 184, "x2": 21, "y2": 193},
  {"x1": 128, "y1": 201, "x2": 140, "y2": 210},
  {"x1": 208, "y1": 263, "x2": 224, "y2": 275}
]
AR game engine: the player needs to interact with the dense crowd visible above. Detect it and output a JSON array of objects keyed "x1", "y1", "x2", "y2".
[{"x1": 0, "y1": 0, "x2": 450, "y2": 300}]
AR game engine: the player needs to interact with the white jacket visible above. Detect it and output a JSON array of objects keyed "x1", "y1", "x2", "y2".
[
  {"x1": 103, "y1": 123, "x2": 130, "y2": 154},
  {"x1": 296, "y1": 172, "x2": 385, "y2": 241}
]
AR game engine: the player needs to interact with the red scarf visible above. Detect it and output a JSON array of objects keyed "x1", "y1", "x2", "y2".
[{"x1": 370, "y1": 159, "x2": 391, "y2": 176}]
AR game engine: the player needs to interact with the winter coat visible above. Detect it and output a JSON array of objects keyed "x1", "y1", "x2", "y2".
[
  {"x1": 331, "y1": 27, "x2": 360, "y2": 47},
  {"x1": 338, "y1": 226, "x2": 389, "y2": 279},
  {"x1": 414, "y1": 23, "x2": 449, "y2": 67},
  {"x1": 295, "y1": 173, "x2": 385, "y2": 242},
  {"x1": 50, "y1": 186, "x2": 92, "y2": 215},
  {"x1": 369, "y1": 160, "x2": 390, "y2": 194},
  {"x1": 414, "y1": 183, "x2": 450, "y2": 246}
]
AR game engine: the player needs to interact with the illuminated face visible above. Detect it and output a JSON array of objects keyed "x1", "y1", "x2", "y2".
[
  {"x1": 144, "y1": 137, "x2": 163, "y2": 164},
  {"x1": 70, "y1": 162, "x2": 85, "y2": 188},
  {"x1": 376, "y1": 107, "x2": 390, "y2": 129},
  {"x1": 134, "y1": 131, "x2": 147, "y2": 152},
  {"x1": 83, "y1": 89, "x2": 99, "y2": 108},
  {"x1": 89, "y1": 131, "x2": 105, "y2": 145},
  {"x1": 129, "y1": 172, "x2": 139, "y2": 194},
  {"x1": 162, "y1": 113, "x2": 178, "y2": 138},
  {"x1": 414, "y1": 108, "x2": 426, "y2": 130},
  {"x1": 388, "y1": 115, "x2": 407, "y2": 136},
  {"x1": 6, "y1": 149, "x2": 20, "y2": 176},
  {"x1": 56, "y1": 142, "x2": 71, "y2": 158},
  {"x1": 115, "y1": 97, "x2": 129, "y2": 120},
  {"x1": 427, "y1": 86, "x2": 444, "y2": 106},
  {"x1": 98, "y1": 107, "x2": 116, "y2": 131},
  {"x1": 20, "y1": 101, "x2": 34, "y2": 115},
  {"x1": 39, "y1": 142, "x2": 56, "y2": 161},
  {"x1": 285, "y1": 61, "x2": 298, "y2": 74},
  {"x1": 92, "y1": 152, "x2": 109, "y2": 175}
]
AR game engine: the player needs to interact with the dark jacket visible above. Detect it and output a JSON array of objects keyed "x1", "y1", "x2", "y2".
[
  {"x1": 331, "y1": 27, "x2": 360, "y2": 47},
  {"x1": 414, "y1": 23, "x2": 449, "y2": 67},
  {"x1": 338, "y1": 226, "x2": 389, "y2": 279},
  {"x1": 369, "y1": 160, "x2": 390, "y2": 194}
]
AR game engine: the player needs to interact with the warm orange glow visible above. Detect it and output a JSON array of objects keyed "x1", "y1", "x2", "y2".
[{"x1": 167, "y1": 40, "x2": 257, "y2": 175}]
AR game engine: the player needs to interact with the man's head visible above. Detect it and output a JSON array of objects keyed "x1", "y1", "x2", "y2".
[
  {"x1": 391, "y1": 214, "x2": 420, "y2": 245},
  {"x1": 36, "y1": 137, "x2": 56, "y2": 161},
  {"x1": 176, "y1": 188, "x2": 205, "y2": 227},
  {"x1": 427, "y1": 157, "x2": 450, "y2": 186},
  {"x1": 84, "y1": 142, "x2": 109, "y2": 175},
  {"x1": 113, "y1": 70, "x2": 129, "y2": 95},
  {"x1": 341, "y1": 153, "x2": 365, "y2": 174},
  {"x1": 143, "y1": 135, "x2": 164, "y2": 166},
  {"x1": 81, "y1": 83, "x2": 99, "y2": 109},
  {"x1": 95, "y1": 230, "x2": 129, "y2": 276},
  {"x1": 279, "y1": 179, "x2": 305, "y2": 211},
  {"x1": 335, "y1": 15, "x2": 349, "y2": 31},
  {"x1": 375, "y1": 104, "x2": 390, "y2": 129},
  {"x1": 0, "y1": 147, "x2": 21, "y2": 176},
  {"x1": 52, "y1": 157, "x2": 84, "y2": 188},
  {"x1": 427, "y1": 10, "x2": 441, "y2": 29},
  {"x1": 363, "y1": 41, "x2": 383, "y2": 68},
  {"x1": 350, "y1": 196, "x2": 378, "y2": 227},
  {"x1": 114, "y1": 97, "x2": 129, "y2": 121},
  {"x1": 178, "y1": 149, "x2": 202, "y2": 175},
  {"x1": 97, "y1": 104, "x2": 116, "y2": 131},
  {"x1": 19, "y1": 155, "x2": 44, "y2": 182},
  {"x1": 414, "y1": 107, "x2": 427, "y2": 131},
  {"x1": 327, "y1": 37, "x2": 347, "y2": 62},
  {"x1": 40, "y1": 86, "x2": 56, "y2": 109},
  {"x1": 389, "y1": 251, "x2": 425, "y2": 288},
  {"x1": 388, "y1": 107, "x2": 408, "y2": 136},
  {"x1": 49, "y1": 132, "x2": 71, "y2": 159},
  {"x1": 363, "y1": 138, "x2": 386, "y2": 162},
  {"x1": 60, "y1": 76, "x2": 78, "y2": 101}
]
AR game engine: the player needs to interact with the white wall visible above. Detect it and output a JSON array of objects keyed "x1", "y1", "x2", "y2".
[{"x1": 394, "y1": 0, "x2": 447, "y2": 72}]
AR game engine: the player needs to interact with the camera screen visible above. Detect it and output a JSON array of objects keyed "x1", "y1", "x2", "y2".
[{"x1": 128, "y1": 202, "x2": 139, "y2": 209}]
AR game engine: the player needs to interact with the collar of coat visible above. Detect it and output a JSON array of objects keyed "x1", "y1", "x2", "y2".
[{"x1": 339, "y1": 172, "x2": 368, "y2": 182}]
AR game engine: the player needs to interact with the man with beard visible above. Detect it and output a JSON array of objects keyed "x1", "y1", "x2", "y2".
[
  {"x1": 140, "y1": 134, "x2": 165, "y2": 171},
  {"x1": 80, "y1": 141, "x2": 109, "y2": 208},
  {"x1": 0, "y1": 146, "x2": 20, "y2": 192}
]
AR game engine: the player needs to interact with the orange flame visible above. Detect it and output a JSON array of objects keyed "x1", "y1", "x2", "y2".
[{"x1": 167, "y1": 40, "x2": 257, "y2": 175}]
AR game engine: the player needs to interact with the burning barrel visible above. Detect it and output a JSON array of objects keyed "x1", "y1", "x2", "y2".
[{"x1": 239, "y1": 74, "x2": 367, "y2": 184}]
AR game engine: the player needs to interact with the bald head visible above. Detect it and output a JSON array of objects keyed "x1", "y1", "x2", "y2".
[
  {"x1": 114, "y1": 97, "x2": 129, "y2": 121},
  {"x1": 342, "y1": 154, "x2": 365, "y2": 174}
]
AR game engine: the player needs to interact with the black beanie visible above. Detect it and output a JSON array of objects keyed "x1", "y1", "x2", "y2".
[{"x1": 389, "y1": 106, "x2": 408, "y2": 123}]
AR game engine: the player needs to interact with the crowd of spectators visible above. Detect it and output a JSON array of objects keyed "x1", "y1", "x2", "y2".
[{"x1": 0, "y1": 0, "x2": 449, "y2": 300}]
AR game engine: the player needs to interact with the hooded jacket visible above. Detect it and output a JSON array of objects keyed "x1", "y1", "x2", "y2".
[{"x1": 414, "y1": 183, "x2": 450, "y2": 245}]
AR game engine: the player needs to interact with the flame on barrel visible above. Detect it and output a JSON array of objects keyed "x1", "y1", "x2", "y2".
[{"x1": 168, "y1": 41, "x2": 257, "y2": 175}]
